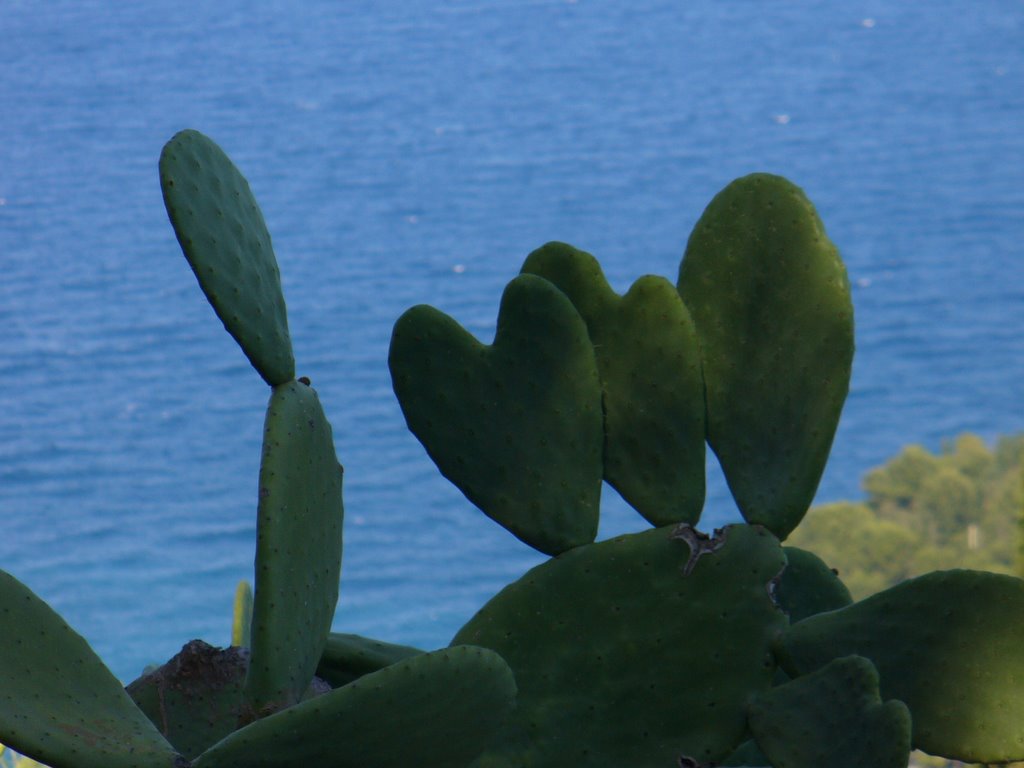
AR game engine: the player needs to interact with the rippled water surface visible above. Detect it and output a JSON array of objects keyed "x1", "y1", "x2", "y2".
[{"x1": 1, "y1": 1, "x2": 1022, "y2": 681}]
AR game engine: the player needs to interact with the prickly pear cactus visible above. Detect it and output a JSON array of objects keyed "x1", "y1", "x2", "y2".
[
  {"x1": 389, "y1": 273, "x2": 603, "y2": 555},
  {"x1": 160, "y1": 129, "x2": 295, "y2": 386},
  {"x1": 677, "y1": 173, "x2": 854, "y2": 540},
  {"x1": 453, "y1": 523, "x2": 787, "y2": 767},
  {"x1": 18, "y1": 125, "x2": 1023, "y2": 768},
  {"x1": 520, "y1": 242, "x2": 706, "y2": 526}
]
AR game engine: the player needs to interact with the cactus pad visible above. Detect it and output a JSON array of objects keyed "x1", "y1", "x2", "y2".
[
  {"x1": 316, "y1": 633, "x2": 423, "y2": 688},
  {"x1": 0, "y1": 570, "x2": 182, "y2": 768},
  {"x1": 775, "y1": 546, "x2": 852, "y2": 623},
  {"x1": 245, "y1": 380, "x2": 344, "y2": 717},
  {"x1": 194, "y1": 646, "x2": 516, "y2": 768},
  {"x1": 747, "y1": 655, "x2": 911, "y2": 768},
  {"x1": 521, "y1": 242, "x2": 706, "y2": 526},
  {"x1": 776, "y1": 569, "x2": 1024, "y2": 763},
  {"x1": 677, "y1": 173, "x2": 853, "y2": 539},
  {"x1": 160, "y1": 129, "x2": 294, "y2": 386},
  {"x1": 453, "y1": 523, "x2": 787, "y2": 766},
  {"x1": 389, "y1": 273, "x2": 603, "y2": 555}
]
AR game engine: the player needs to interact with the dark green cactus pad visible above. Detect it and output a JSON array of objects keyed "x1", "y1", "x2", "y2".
[
  {"x1": 677, "y1": 173, "x2": 854, "y2": 540},
  {"x1": 521, "y1": 242, "x2": 706, "y2": 527},
  {"x1": 245, "y1": 380, "x2": 344, "y2": 717},
  {"x1": 194, "y1": 646, "x2": 516, "y2": 768},
  {"x1": 775, "y1": 546, "x2": 853, "y2": 623},
  {"x1": 0, "y1": 570, "x2": 182, "y2": 768},
  {"x1": 316, "y1": 632, "x2": 423, "y2": 688},
  {"x1": 160, "y1": 129, "x2": 294, "y2": 386},
  {"x1": 453, "y1": 523, "x2": 787, "y2": 767},
  {"x1": 748, "y1": 655, "x2": 911, "y2": 768},
  {"x1": 126, "y1": 640, "x2": 249, "y2": 760},
  {"x1": 775, "y1": 569, "x2": 1024, "y2": 763},
  {"x1": 389, "y1": 273, "x2": 603, "y2": 555}
]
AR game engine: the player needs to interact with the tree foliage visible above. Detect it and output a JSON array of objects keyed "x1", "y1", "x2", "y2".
[{"x1": 788, "y1": 433, "x2": 1024, "y2": 602}]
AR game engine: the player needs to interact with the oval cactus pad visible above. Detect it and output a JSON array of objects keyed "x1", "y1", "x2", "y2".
[
  {"x1": 160, "y1": 129, "x2": 295, "y2": 386},
  {"x1": 453, "y1": 523, "x2": 788, "y2": 767},
  {"x1": 195, "y1": 646, "x2": 516, "y2": 768},
  {"x1": 677, "y1": 173, "x2": 854, "y2": 540},
  {"x1": 776, "y1": 569, "x2": 1024, "y2": 763},
  {"x1": 522, "y1": 242, "x2": 706, "y2": 527},
  {"x1": 245, "y1": 380, "x2": 344, "y2": 716},
  {"x1": 388, "y1": 273, "x2": 603, "y2": 555},
  {"x1": 0, "y1": 570, "x2": 182, "y2": 768}
]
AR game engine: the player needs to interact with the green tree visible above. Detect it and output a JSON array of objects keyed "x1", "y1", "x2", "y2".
[{"x1": 789, "y1": 433, "x2": 1024, "y2": 602}]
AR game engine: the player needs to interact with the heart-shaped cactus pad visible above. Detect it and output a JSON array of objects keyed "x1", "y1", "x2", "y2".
[
  {"x1": 521, "y1": 241, "x2": 706, "y2": 527},
  {"x1": 677, "y1": 173, "x2": 854, "y2": 540},
  {"x1": 388, "y1": 273, "x2": 603, "y2": 556}
]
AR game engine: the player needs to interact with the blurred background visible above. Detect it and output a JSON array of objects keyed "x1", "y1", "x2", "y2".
[{"x1": 1, "y1": 1, "x2": 1021, "y2": 683}]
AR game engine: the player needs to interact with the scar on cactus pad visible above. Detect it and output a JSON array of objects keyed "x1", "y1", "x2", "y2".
[{"x1": 151, "y1": 139, "x2": 1024, "y2": 768}]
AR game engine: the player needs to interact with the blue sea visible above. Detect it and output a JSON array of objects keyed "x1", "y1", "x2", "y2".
[{"x1": 1, "y1": 1, "x2": 1022, "y2": 683}]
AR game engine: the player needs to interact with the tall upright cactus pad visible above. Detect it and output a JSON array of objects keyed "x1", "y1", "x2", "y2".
[
  {"x1": 453, "y1": 524, "x2": 787, "y2": 767},
  {"x1": 0, "y1": 570, "x2": 182, "y2": 768},
  {"x1": 521, "y1": 242, "x2": 706, "y2": 526},
  {"x1": 747, "y1": 655, "x2": 912, "y2": 768},
  {"x1": 245, "y1": 380, "x2": 344, "y2": 717},
  {"x1": 775, "y1": 569, "x2": 1024, "y2": 763},
  {"x1": 194, "y1": 647, "x2": 516, "y2": 768},
  {"x1": 389, "y1": 273, "x2": 603, "y2": 555},
  {"x1": 160, "y1": 129, "x2": 295, "y2": 386},
  {"x1": 677, "y1": 173, "x2": 853, "y2": 540}
]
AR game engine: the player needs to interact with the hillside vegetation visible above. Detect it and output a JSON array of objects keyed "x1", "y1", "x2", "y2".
[{"x1": 789, "y1": 433, "x2": 1024, "y2": 601}]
